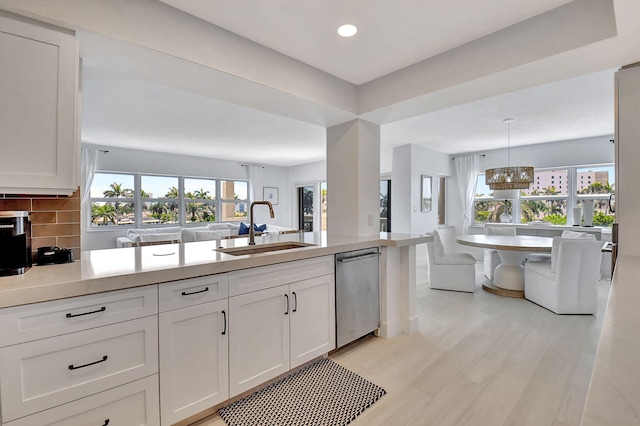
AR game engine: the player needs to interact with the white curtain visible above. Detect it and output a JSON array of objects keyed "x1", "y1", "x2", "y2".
[
  {"x1": 454, "y1": 155, "x2": 480, "y2": 235},
  {"x1": 81, "y1": 147, "x2": 98, "y2": 206},
  {"x1": 245, "y1": 165, "x2": 264, "y2": 203}
]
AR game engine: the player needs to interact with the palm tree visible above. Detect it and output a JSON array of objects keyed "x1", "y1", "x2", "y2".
[
  {"x1": 165, "y1": 186, "x2": 179, "y2": 198},
  {"x1": 91, "y1": 203, "x2": 116, "y2": 225},
  {"x1": 302, "y1": 188, "x2": 314, "y2": 215},
  {"x1": 103, "y1": 182, "x2": 133, "y2": 198},
  {"x1": 103, "y1": 182, "x2": 133, "y2": 222},
  {"x1": 164, "y1": 186, "x2": 179, "y2": 218},
  {"x1": 521, "y1": 199, "x2": 548, "y2": 222},
  {"x1": 186, "y1": 201, "x2": 203, "y2": 222},
  {"x1": 193, "y1": 189, "x2": 211, "y2": 199},
  {"x1": 150, "y1": 202, "x2": 168, "y2": 219},
  {"x1": 542, "y1": 186, "x2": 565, "y2": 216}
]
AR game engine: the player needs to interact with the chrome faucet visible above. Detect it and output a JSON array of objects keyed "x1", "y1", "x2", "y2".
[{"x1": 249, "y1": 201, "x2": 275, "y2": 245}]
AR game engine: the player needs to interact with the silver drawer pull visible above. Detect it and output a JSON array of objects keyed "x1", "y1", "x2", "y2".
[
  {"x1": 66, "y1": 306, "x2": 106, "y2": 318},
  {"x1": 337, "y1": 253, "x2": 381, "y2": 263},
  {"x1": 68, "y1": 355, "x2": 108, "y2": 370}
]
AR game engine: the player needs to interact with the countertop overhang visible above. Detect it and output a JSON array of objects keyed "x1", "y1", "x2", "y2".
[{"x1": 0, "y1": 232, "x2": 431, "y2": 309}]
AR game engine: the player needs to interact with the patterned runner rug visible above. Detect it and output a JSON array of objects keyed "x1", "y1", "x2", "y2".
[{"x1": 218, "y1": 358, "x2": 386, "y2": 426}]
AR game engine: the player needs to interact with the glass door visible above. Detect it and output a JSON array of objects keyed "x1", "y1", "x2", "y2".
[{"x1": 298, "y1": 186, "x2": 314, "y2": 231}]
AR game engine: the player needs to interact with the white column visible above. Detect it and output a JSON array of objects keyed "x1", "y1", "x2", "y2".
[
  {"x1": 379, "y1": 245, "x2": 418, "y2": 338},
  {"x1": 616, "y1": 66, "x2": 640, "y2": 256},
  {"x1": 326, "y1": 119, "x2": 380, "y2": 237}
]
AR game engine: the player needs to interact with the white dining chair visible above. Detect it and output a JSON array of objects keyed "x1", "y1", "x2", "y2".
[
  {"x1": 426, "y1": 229, "x2": 476, "y2": 292},
  {"x1": 524, "y1": 237, "x2": 602, "y2": 314},
  {"x1": 483, "y1": 226, "x2": 516, "y2": 279}
]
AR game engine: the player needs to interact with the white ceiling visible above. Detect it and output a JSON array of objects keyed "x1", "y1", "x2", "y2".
[
  {"x1": 78, "y1": 0, "x2": 638, "y2": 167},
  {"x1": 156, "y1": 0, "x2": 573, "y2": 85}
]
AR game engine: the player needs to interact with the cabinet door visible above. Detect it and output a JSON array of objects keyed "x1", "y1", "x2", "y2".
[
  {"x1": 159, "y1": 299, "x2": 228, "y2": 426},
  {"x1": 290, "y1": 275, "x2": 336, "y2": 368},
  {"x1": 0, "y1": 15, "x2": 78, "y2": 195},
  {"x1": 229, "y1": 285, "x2": 289, "y2": 397}
]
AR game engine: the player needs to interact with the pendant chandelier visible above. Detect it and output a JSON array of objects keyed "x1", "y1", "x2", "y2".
[{"x1": 485, "y1": 118, "x2": 534, "y2": 191}]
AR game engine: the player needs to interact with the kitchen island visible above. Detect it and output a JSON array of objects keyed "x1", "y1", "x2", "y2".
[
  {"x1": 0, "y1": 231, "x2": 429, "y2": 315},
  {"x1": 0, "y1": 231, "x2": 430, "y2": 426}
]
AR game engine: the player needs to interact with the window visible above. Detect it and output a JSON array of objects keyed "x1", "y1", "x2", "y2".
[
  {"x1": 473, "y1": 164, "x2": 615, "y2": 226},
  {"x1": 89, "y1": 173, "x2": 135, "y2": 227},
  {"x1": 473, "y1": 174, "x2": 509, "y2": 223},
  {"x1": 297, "y1": 181, "x2": 327, "y2": 232},
  {"x1": 576, "y1": 165, "x2": 615, "y2": 227},
  {"x1": 520, "y1": 168, "x2": 568, "y2": 225},
  {"x1": 141, "y1": 175, "x2": 179, "y2": 225},
  {"x1": 220, "y1": 180, "x2": 248, "y2": 222},
  {"x1": 380, "y1": 179, "x2": 391, "y2": 232},
  {"x1": 184, "y1": 178, "x2": 216, "y2": 223},
  {"x1": 320, "y1": 182, "x2": 328, "y2": 231},
  {"x1": 88, "y1": 172, "x2": 249, "y2": 229},
  {"x1": 298, "y1": 185, "x2": 314, "y2": 231}
]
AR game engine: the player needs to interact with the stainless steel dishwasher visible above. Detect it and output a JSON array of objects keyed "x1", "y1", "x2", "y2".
[{"x1": 335, "y1": 248, "x2": 380, "y2": 348}]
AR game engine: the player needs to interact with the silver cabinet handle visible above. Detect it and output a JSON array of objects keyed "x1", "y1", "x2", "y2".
[{"x1": 337, "y1": 253, "x2": 381, "y2": 263}]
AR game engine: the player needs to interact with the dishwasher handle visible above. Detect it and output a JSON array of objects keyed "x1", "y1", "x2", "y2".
[{"x1": 336, "y1": 252, "x2": 381, "y2": 263}]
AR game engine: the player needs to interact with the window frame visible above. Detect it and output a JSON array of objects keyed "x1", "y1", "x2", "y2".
[
  {"x1": 87, "y1": 171, "x2": 250, "y2": 231},
  {"x1": 473, "y1": 163, "x2": 614, "y2": 227}
]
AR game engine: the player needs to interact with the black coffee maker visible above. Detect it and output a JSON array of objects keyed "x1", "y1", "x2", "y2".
[{"x1": 0, "y1": 211, "x2": 31, "y2": 276}]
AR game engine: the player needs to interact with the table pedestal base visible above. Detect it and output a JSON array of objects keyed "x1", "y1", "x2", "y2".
[{"x1": 482, "y1": 280, "x2": 525, "y2": 298}]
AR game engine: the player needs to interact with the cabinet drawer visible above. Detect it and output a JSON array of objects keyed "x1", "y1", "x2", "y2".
[
  {"x1": 0, "y1": 286, "x2": 158, "y2": 346},
  {"x1": 159, "y1": 273, "x2": 228, "y2": 312},
  {"x1": 229, "y1": 255, "x2": 334, "y2": 296},
  {"x1": 0, "y1": 316, "x2": 158, "y2": 422},
  {"x1": 4, "y1": 375, "x2": 159, "y2": 426}
]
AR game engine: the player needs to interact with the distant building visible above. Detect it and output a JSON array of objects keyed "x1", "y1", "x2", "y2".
[{"x1": 522, "y1": 169, "x2": 609, "y2": 195}]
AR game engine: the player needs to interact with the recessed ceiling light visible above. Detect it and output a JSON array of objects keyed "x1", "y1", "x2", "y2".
[{"x1": 337, "y1": 24, "x2": 357, "y2": 38}]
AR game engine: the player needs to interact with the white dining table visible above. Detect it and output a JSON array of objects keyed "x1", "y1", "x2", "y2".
[{"x1": 456, "y1": 234, "x2": 553, "y2": 298}]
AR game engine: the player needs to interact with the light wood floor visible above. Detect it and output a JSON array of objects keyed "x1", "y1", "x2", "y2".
[{"x1": 192, "y1": 263, "x2": 611, "y2": 426}]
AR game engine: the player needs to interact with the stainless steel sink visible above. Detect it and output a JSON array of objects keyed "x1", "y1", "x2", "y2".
[{"x1": 215, "y1": 242, "x2": 316, "y2": 256}]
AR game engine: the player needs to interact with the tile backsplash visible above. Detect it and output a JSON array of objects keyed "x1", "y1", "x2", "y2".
[{"x1": 0, "y1": 189, "x2": 81, "y2": 261}]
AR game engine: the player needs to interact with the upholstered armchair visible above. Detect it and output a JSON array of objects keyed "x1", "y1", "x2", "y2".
[
  {"x1": 426, "y1": 229, "x2": 476, "y2": 292},
  {"x1": 524, "y1": 237, "x2": 603, "y2": 314},
  {"x1": 483, "y1": 226, "x2": 516, "y2": 279}
]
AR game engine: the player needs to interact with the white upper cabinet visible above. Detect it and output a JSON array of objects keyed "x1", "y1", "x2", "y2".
[{"x1": 0, "y1": 13, "x2": 79, "y2": 195}]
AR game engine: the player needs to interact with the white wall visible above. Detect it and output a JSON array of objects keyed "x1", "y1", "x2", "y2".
[
  {"x1": 82, "y1": 144, "x2": 291, "y2": 250},
  {"x1": 447, "y1": 135, "x2": 615, "y2": 236},
  {"x1": 391, "y1": 144, "x2": 452, "y2": 235},
  {"x1": 286, "y1": 160, "x2": 326, "y2": 229}
]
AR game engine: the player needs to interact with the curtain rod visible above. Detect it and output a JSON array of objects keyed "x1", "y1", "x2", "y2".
[{"x1": 451, "y1": 154, "x2": 485, "y2": 160}]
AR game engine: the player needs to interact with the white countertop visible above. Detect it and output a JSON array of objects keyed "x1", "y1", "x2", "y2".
[
  {"x1": 582, "y1": 255, "x2": 640, "y2": 425},
  {"x1": 0, "y1": 232, "x2": 431, "y2": 309}
]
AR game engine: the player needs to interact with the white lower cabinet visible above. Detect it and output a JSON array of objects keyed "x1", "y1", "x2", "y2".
[
  {"x1": 4, "y1": 375, "x2": 159, "y2": 426},
  {"x1": 229, "y1": 274, "x2": 335, "y2": 397},
  {"x1": 159, "y1": 299, "x2": 229, "y2": 426},
  {"x1": 0, "y1": 258, "x2": 338, "y2": 425},
  {"x1": 0, "y1": 315, "x2": 158, "y2": 423},
  {"x1": 289, "y1": 275, "x2": 336, "y2": 369},
  {"x1": 229, "y1": 285, "x2": 290, "y2": 396}
]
